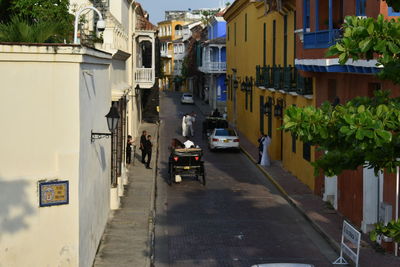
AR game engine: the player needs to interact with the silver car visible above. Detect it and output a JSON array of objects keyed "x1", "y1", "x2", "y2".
[
  {"x1": 180, "y1": 93, "x2": 194, "y2": 104},
  {"x1": 208, "y1": 128, "x2": 240, "y2": 151}
]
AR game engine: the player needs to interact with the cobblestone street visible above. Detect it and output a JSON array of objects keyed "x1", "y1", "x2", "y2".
[{"x1": 154, "y1": 92, "x2": 338, "y2": 267}]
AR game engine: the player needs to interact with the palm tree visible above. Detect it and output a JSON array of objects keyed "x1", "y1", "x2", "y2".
[{"x1": 0, "y1": 16, "x2": 61, "y2": 43}]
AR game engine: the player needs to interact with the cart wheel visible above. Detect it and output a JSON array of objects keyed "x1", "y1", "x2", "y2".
[
  {"x1": 200, "y1": 164, "x2": 206, "y2": 186},
  {"x1": 200, "y1": 173, "x2": 206, "y2": 186},
  {"x1": 168, "y1": 169, "x2": 174, "y2": 186}
]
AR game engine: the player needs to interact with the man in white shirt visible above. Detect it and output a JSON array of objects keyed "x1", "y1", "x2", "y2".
[
  {"x1": 183, "y1": 137, "x2": 195, "y2": 148},
  {"x1": 185, "y1": 111, "x2": 196, "y2": 137}
]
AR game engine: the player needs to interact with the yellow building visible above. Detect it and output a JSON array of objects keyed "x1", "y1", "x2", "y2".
[
  {"x1": 158, "y1": 20, "x2": 186, "y2": 91},
  {"x1": 224, "y1": 0, "x2": 316, "y2": 190}
]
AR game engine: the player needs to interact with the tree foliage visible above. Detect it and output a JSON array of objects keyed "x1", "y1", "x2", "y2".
[
  {"x1": 282, "y1": 15, "x2": 400, "y2": 177},
  {"x1": 0, "y1": 0, "x2": 12, "y2": 22},
  {"x1": 201, "y1": 9, "x2": 220, "y2": 25},
  {"x1": 327, "y1": 15, "x2": 400, "y2": 84},
  {"x1": 0, "y1": 16, "x2": 61, "y2": 42},
  {"x1": 0, "y1": 0, "x2": 73, "y2": 42},
  {"x1": 282, "y1": 90, "x2": 400, "y2": 177}
]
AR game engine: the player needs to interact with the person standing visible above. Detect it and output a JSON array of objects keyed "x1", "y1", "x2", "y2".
[
  {"x1": 183, "y1": 137, "x2": 195, "y2": 148},
  {"x1": 144, "y1": 135, "x2": 153, "y2": 169},
  {"x1": 212, "y1": 108, "x2": 221, "y2": 117},
  {"x1": 186, "y1": 111, "x2": 196, "y2": 137},
  {"x1": 126, "y1": 135, "x2": 133, "y2": 164},
  {"x1": 140, "y1": 130, "x2": 147, "y2": 163},
  {"x1": 260, "y1": 134, "x2": 271, "y2": 166},
  {"x1": 257, "y1": 133, "x2": 264, "y2": 164},
  {"x1": 182, "y1": 114, "x2": 188, "y2": 137}
]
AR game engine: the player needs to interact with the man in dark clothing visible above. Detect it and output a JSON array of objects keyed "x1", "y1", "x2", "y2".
[
  {"x1": 257, "y1": 133, "x2": 265, "y2": 164},
  {"x1": 212, "y1": 108, "x2": 221, "y2": 117},
  {"x1": 140, "y1": 130, "x2": 147, "y2": 163},
  {"x1": 144, "y1": 135, "x2": 153, "y2": 169},
  {"x1": 126, "y1": 135, "x2": 133, "y2": 164}
]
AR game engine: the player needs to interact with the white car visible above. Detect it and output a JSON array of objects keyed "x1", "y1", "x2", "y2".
[
  {"x1": 208, "y1": 128, "x2": 240, "y2": 151},
  {"x1": 181, "y1": 93, "x2": 194, "y2": 104}
]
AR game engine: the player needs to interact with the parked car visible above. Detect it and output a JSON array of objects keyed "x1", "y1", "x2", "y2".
[
  {"x1": 181, "y1": 93, "x2": 194, "y2": 104},
  {"x1": 208, "y1": 128, "x2": 240, "y2": 151}
]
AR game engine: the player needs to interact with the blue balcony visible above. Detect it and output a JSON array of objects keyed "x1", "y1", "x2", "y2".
[
  {"x1": 302, "y1": 0, "x2": 343, "y2": 49},
  {"x1": 303, "y1": 29, "x2": 341, "y2": 49}
]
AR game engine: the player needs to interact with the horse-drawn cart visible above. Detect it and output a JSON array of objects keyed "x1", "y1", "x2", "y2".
[
  {"x1": 202, "y1": 116, "x2": 229, "y2": 139},
  {"x1": 168, "y1": 148, "x2": 206, "y2": 185}
]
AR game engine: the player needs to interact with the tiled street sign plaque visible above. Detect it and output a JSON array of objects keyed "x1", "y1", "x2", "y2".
[{"x1": 39, "y1": 181, "x2": 69, "y2": 207}]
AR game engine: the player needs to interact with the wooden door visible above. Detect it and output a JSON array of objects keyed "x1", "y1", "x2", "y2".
[{"x1": 338, "y1": 167, "x2": 363, "y2": 227}]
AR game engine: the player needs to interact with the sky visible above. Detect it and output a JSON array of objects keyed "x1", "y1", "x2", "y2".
[{"x1": 140, "y1": 0, "x2": 229, "y2": 24}]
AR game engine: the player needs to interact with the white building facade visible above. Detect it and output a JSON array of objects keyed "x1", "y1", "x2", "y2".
[{"x1": 0, "y1": 44, "x2": 112, "y2": 267}]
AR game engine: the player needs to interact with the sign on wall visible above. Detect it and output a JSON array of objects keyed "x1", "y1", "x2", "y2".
[
  {"x1": 39, "y1": 180, "x2": 69, "y2": 207},
  {"x1": 333, "y1": 220, "x2": 361, "y2": 267}
]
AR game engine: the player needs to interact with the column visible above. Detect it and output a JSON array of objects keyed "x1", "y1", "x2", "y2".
[
  {"x1": 218, "y1": 46, "x2": 222, "y2": 71},
  {"x1": 152, "y1": 34, "x2": 156, "y2": 85}
]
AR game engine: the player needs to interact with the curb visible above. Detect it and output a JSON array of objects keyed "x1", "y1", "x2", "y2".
[
  {"x1": 240, "y1": 145, "x2": 342, "y2": 255},
  {"x1": 149, "y1": 122, "x2": 160, "y2": 267}
]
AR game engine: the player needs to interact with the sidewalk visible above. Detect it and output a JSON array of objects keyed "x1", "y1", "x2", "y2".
[
  {"x1": 193, "y1": 97, "x2": 400, "y2": 266},
  {"x1": 93, "y1": 122, "x2": 158, "y2": 267}
]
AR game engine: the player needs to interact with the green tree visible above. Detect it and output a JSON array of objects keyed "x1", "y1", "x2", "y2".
[
  {"x1": 0, "y1": 0, "x2": 13, "y2": 22},
  {"x1": 0, "y1": 0, "x2": 73, "y2": 42},
  {"x1": 282, "y1": 15, "x2": 400, "y2": 177},
  {"x1": 0, "y1": 16, "x2": 61, "y2": 42},
  {"x1": 201, "y1": 10, "x2": 220, "y2": 25},
  {"x1": 326, "y1": 15, "x2": 400, "y2": 84},
  {"x1": 282, "y1": 90, "x2": 400, "y2": 177}
]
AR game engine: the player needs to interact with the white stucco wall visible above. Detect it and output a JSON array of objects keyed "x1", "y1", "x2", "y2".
[
  {"x1": 78, "y1": 62, "x2": 112, "y2": 267},
  {"x1": 0, "y1": 44, "x2": 112, "y2": 267},
  {"x1": 111, "y1": 58, "x2": 129, "y2": 100},
  {"x1": 110, "y1": 0, "x2": 129, "y2": 27}
]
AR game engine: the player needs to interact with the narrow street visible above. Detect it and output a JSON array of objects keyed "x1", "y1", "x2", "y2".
[{"x1": 154, "y1": 92, "x2": 338, "y2": 267}]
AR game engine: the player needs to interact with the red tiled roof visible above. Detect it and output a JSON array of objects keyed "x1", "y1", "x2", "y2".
[{"x1": 135, "y1": 2, "x2": 157, "y2": 31}]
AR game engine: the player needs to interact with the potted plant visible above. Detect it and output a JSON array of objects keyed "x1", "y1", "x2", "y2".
[{"x1": 370, "y1": 220, "x2": 400, "y2": 253}]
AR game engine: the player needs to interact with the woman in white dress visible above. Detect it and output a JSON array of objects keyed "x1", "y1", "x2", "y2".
[
  {"x1": 182, "y1": 114, "x2": 188, "y2": 137},
  {"x1": 260, "y1": 135, "x2": 271, "y2": 166}
]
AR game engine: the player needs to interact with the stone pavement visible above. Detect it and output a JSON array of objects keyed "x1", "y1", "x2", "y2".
[
  {"x1": 193, "y1": 96, "x2": 400, "y2": 267},
  {"x1": 93, "y1": 122, "x2": 158, "y2": 267}
]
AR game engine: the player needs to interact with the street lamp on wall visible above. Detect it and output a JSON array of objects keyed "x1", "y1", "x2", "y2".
[
  {"x1": 246, "y1": 78, "x2": 253, "y2": 92},
  {"x1": 135, "y1": 84, "x2": 140, "y2": 96},
  {"x1": 264, "y1": 96, "x2": 274, "y2": 116},
  {"x1": 224, "y1": 77, "x2": 229, "y2": 87},
  {"x1": 91, "y1": 105, "x2": 120, "y2": 143},
  {"x1": 233, "y1": 80, "x2": 238, "y2": 90},
  {"x1": 241, "y1": 81, "x2": 246, "y2": 91},
  {"x1": 73, "y1": 6, "x2": 106, "y2": 44},
  {"x1": 274, "y1": 98, "x2": 286, "y2": 118}
]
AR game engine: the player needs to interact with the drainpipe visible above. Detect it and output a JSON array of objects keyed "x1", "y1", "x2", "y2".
[
  {"x1": 315, "y1": 0, "x2": 319, "y2": 31},
  {"x1": 328, "y1": 0, "x2": 333, "y2": 43},
  {"x1": 396, "y1": 165, "x2": 399, "y2": 256},
  {"x1": 130, "y1": 1, "x2": 139, "y2": 136}
]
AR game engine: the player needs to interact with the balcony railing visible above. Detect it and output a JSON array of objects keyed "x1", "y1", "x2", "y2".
[
  {"x1": 199, "y1": 61, "x2": 227, "y2": 73},
  {"x1": 135, "y1": 68, "x2": 153, "y2": 83},
  {"x1": 303, "y1": 29, "x2": 341, "y2": 49},
  {"x1": 255, "y1": 65, "x2": 313, "y2": 95},
  {"x1": 161, "y1": 50, "x2": 172, "y2": 57}
]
